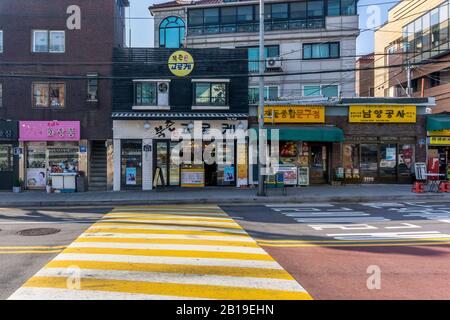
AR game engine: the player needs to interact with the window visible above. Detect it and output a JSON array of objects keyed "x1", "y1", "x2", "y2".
[
  {"x1": 431, "y1": 8, "x2": 440, "y2": 48},
  {"x1": 87, "y1": 74, "x2": 98, "y2": 101},
  {"x1": 290, "y1": 2, "x2": 307, "y2": 19},
  {"x1": 303, "y1": 42, "x2": 340, "y2": 59},
  {"x1": 341, "y1": 0, "x2": 357, "y2": 16},
  {"x1": 134, "y1": 82, "x2": 157, "y2": 106},
  {"x1": 272, "y1": 3, "x2": 288, "y2": 20},
  {"x1": 237, "y1": 6, "x2": 254, "y2": 23},
  {"x1": 0, "y1": 145, "x2": 13, "y2": 172},
  {"x1": 0, "y1": 83, "x2": 2, "y2": 108},
  {"x1": 32, "y1": 30, "x2": 65, "y2": 53},
  {"x1": 247, "y1": 45, "x2": 280, "y2": 73},
  {"x1": 308, "y1": 0, "x2": 324, "y2": 18},
  {"x1": 32, "y1": 83, "x2": 65, "y2": 108},
  {"x1": 327, "y1": 0, "x2": 341, "y2": 16},
  {"x1": 303, "y1": 84, "x2": 339, "y2": 97},
  {"x1": 189, "y1": 10, "x2": 204, "y2": 26},
  {"x1": 249, "y1": 86, "x2": 279, "y2": 104},
  {"x1": 159, "y1": 16, "x2": 185, "y2": 48},
  {"x1": 194, "y1": 82, "x2": 228, "y2": 106},
  {"x1": 0, "y1": 30, "x2": 3, "y2": 53}
]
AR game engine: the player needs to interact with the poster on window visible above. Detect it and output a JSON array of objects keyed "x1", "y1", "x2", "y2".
[
  {"x1": 298, "y1": 167, "x2": 310, "y2": 186},
  {"x1": 386, "y1": 148, "x2": 396, "y2": 161},
  {"x1": 181, "y1": 168, "x2": 205, "y2": 187},
  {"x1": 224, "y1": 166, "x2": 235, "y2": 182},
  {"x1": 125, "y1": 167, "x2": 137, "y2": 185},
  {"x1": 278, "y1": 165, "x2": 298, "y2": 185},
  {"x1": 26, "y1": 168, "x2": 47, "y2": 188}
]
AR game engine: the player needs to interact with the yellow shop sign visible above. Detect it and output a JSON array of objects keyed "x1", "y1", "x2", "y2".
[
  {"x1": 168, "y1": 50, "x2": 194, "y2": 77},
  {"x1": 264, "y1": 105, "x2": 325, "y2": 124},
  {"x1": 428, "y1": 130, "x2": 450, "y2": 137},
  {"x1": 349, "y1": 105, "x2": 416, "y2": 123},
  {"x1": 429, "y1": 137, "x2": 450, "y2": 145}
]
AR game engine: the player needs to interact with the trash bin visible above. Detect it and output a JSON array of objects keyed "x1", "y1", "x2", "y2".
[{"x1": 76, "y1": 171, "x2": 86, "y2": 193}]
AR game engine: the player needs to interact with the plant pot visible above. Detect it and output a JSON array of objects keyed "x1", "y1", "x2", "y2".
[{"x1": 12, "y1": 187, "x2": 22, "y2": 193}]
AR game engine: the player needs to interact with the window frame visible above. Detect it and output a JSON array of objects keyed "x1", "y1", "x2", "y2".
[
  {"x1": 159, "y1": 16, "x2": 185, "y2": 49},
  {"x1": 302, "y1": 84, "x2": 340, "y2": 97},
  {"x1": 32, "y1": 30, "x2": 65, "y2": 53},
  {"x1": 87, "y1": 74, "x2": 99, "y2": 102},
  {"x1": 0, "y1": 30, "x2": 3, "y2": 53},
  {"x1": 302, "y1": 42, "x2": 340, "y2": 60},
  {"x1": 133, "y1": 81, "x2": 158, "y2": 107},
  {"x1": 248, "y1": 85, "x2": 280, "y2": 104},
  {"x1": 32, "y1": 82, "x2": 66, "y2": 108},
  {"x1": 192, "y1": 81, "x2": 229, "y2": 107}
]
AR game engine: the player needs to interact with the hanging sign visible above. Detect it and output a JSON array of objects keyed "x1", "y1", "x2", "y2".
[
  {"x1": 168, "y1": 50, "x2": 194, "y2": 77},
  {"x1": 263, "y1": 106, "x2": 325, "y2": 123},
  {"x1": 349, "y1": 105, "x2": 416, "y2": 123}
]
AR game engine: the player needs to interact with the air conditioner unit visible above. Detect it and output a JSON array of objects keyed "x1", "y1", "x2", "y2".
[{"x1": 266, "y1": 57, "x2": 282, "y2": 69}]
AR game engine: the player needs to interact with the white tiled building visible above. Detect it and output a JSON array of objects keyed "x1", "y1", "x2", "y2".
[{"x1": 150, "y1": 0, "x2": 359, "y2": 108}]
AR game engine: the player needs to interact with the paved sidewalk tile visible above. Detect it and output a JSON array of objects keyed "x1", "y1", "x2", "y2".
[{"x1": 8, "y1": 205, "x2": 312, "y2": 300}]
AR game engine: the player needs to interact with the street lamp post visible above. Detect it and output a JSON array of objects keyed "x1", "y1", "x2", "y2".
[{"x1": 257, "y1": 0, "x2": 266, "y2": 197}]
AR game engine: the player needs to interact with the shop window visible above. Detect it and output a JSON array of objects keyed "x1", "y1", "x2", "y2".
[
  {"x1": 0, "y1": 30, "x2": 3, "y2": 53},
  {"x1": 26, "y1": 143, "x2": 47, "y2": 188},
  {"x1": 343, "y1": 144, "x2": 359, "y2": 178},
  {"x1": 87, "y1": 74, "x2": 98, "y2": 101},
  {"x1": 159, "y1": 16, "x2": 185, "y2": 48},
  {"x1": 360, "y1": 144, "x2": 378, "y2": 177},
  {"x1": 194, "y1": 82, "x2": 227, "y2": 106},
  {"x1": 32, "y1": 30, "x2": 65, "y2": 53},
  {"x1": 303, "y1": 42, "x2": 340, "y2": 59},
  {"x1": 0, "y1": 145, "x2": 12, "y2": 172},
  {"x1": 32, "y1": 82, "x2": 65, "y2": 108},
  {"x1": 121, "y1": 140, "x2": 142, "y2": 188},
  {"x1": 48, "y1": 144, "x2": 79, "y2": 174},
  {"x1": 134, "y1": 82, "x2": 157, "y2": 106},
  {"x1": 399, "y1": 144, "x2": 415, "y2": 177},
  {"x1": 379, "y1": 144, "x2": 397, "y2": 177}
]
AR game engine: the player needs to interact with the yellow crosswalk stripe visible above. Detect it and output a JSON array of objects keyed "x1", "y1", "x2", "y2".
[
  {"x1": 9, "y1": 205, "x2": 312, "y2": 300},
  {"x1": 44, "y1": 260, "x2": 294, "y2": 280},
  {"x1": 74, "y1": 237, "x2": 260, "y2": 248},
  {"x1": 22, "y1": 276, "x2": 311, "y2": 300}
]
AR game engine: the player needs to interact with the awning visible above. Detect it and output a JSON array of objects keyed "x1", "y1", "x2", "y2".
[
  {"x1": 427, "y1": 115, "x2": 450, "y2": 131},
  {"x1": 255, "y1": 127, "x2": 344, "y2": 142}
]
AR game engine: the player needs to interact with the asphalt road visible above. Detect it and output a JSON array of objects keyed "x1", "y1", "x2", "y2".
[
  {"x1": 221, "y1": 202, "x2": 450, "y2": 299},
  {"x1": 0, "y1": 206, "x2": 109, "y2": 299},
  {"x1": 2, "y1": 202, "x2": 450, "y2": 300}
]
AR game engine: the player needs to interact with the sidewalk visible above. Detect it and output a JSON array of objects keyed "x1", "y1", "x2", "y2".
[{"x1": 1, "y1": 184, "x2": 450, "y2": 207}]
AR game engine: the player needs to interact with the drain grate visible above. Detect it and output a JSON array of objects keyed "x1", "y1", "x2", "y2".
[{"x1": 18, "y1": 228, "x2": 61, "y2": 236}]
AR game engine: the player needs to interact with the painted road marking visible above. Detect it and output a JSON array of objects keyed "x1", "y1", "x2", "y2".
[
  {"x1": 9, "y1": 205, "x2": 311, "y2": 300},
  {"x1": 0, "y1": 246, "x2": 66, "y2": 254}
]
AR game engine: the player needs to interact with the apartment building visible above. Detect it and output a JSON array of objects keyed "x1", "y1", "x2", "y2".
[
  {"x1": 0, "y1": 0, "x2": 129, "y2": 191},
  {"x1": 150, "y1": 0, "x2": 360, "y2": 112},
  {"x1": 374, "y1": 0, "x2": 450, "y2": 113}
]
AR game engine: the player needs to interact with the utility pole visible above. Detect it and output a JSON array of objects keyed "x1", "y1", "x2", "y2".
[
  {"x1": 406, "y1": 62, "x2": 412, "y2": 97},
  {"x1": 257, "y1": 0, "x2": 266, "y2": 196}
]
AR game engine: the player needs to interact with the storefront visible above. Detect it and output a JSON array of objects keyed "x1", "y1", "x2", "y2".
[
  {"x1": 19, "y1": 121, "x2": 81, "y2": 190},
  {"x1": 253, "y1": 104, "x2": 344, "y2": 185},
  {"x1": 112, "y1": 118, "x2": 248, "y2": 191},
  {"x1": 426, "y1": 115, "x2": 450, "y2": 179},
  {"x1": 0, "y1": 120, "x2": 19, "y2": 190}
]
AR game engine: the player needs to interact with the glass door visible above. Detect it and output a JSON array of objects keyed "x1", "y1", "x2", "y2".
[
  {"x1": 360, "y1": 144, "x2": 378, "y2": 180},
  {"x1": 0, "y1": 144, "x2": 14, "y2": 190},
  {"x1": 154, "y1": 141, "x2": 181, "y2": 187},
  {"x1": 310, "y1": 144, "x2": 328, "y2": 184},
  {"x1": 121, "y1": 140, "x2": 142, "y2": 188}
]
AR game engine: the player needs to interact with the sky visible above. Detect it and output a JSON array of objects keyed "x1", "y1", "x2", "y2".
[{"x1": 126, "y1": 0, "x2": 400, "y2": 55}]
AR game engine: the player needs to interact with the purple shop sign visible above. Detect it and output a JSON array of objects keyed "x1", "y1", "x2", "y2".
[{"x1": 19, "y1": 121, "x2": 80, "y2": 141}]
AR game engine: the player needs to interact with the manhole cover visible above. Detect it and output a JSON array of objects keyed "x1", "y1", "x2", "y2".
[{"x1": 18, "y1": 228, "x2": 61, "y2": 236}]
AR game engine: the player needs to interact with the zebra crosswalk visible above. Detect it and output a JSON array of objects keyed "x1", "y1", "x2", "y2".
[{"x1": 9, "y1": 205, "x2": 311, "y2": 300}]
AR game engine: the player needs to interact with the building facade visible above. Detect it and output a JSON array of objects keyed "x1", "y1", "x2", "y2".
[
  {"x1": 0, "y1": 0, "x2": 129, "y2": 191},
  {"x1": 150, "y1": 0, "x2": 360, "y2": 109},
  {"x1": 111, "y1": 48, "x2": 249, "y2": 191},
  {"x1": 374, "y1": 0, "x2": 450, "y2": 113},
  {"x1": 355, "y1": 53, "x2": 374, "y2": 97},
  {"x1": 262, "y1": 97, "x2": 434, "y2": 185}
]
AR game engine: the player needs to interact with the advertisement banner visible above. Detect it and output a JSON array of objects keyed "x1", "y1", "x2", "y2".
[
  {"x1": 263, "y1": 106, "x2": 325, "y2": 124},
  {"x1": 349, "y1": 106, "x2": 416, "y2": 123},
  {"x1": 278, "y1": 165, "x2": 298, "y2": 185},
  {"x1": 125, "y1": 167, "x2": 137, "y2": 185},
  {"x1": 429, "y1": 137, "x2": 450, "y2": 145},
  {"x1": 224, "y1": 166, "x2": 235, "y2": 182},
  {"x1": 181, "y1": 168, "x2": 205, "y2": 188},
  {"x1": 26, "y1": 168, "x2": 47, "y2": 188},
  {"x1": 19, "y1": 121, "x2": 80, "y2": 141}
]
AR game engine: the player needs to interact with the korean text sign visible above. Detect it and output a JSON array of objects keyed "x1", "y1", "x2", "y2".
[
  {"x1": 349, "y1": 105, "x2": 416, "y2": 123},
  {"x1": 168, "y1": 50, "x2": 194, "y2": 77},
  {"x1": 19, "y1": 121, "x2": 80, "y2": 141},
  {"x1": 264, "y1": 106, "x2": 325, "y2": 123}
]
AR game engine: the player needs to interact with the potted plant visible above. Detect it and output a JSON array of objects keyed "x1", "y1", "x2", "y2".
[{"x1": 12, "y1": 179, "x2": 24, "y2": 193}]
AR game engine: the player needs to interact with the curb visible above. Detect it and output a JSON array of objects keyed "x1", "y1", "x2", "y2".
[{"x1": 0, "y1": 194, "x2": 448, "y2": 207}]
